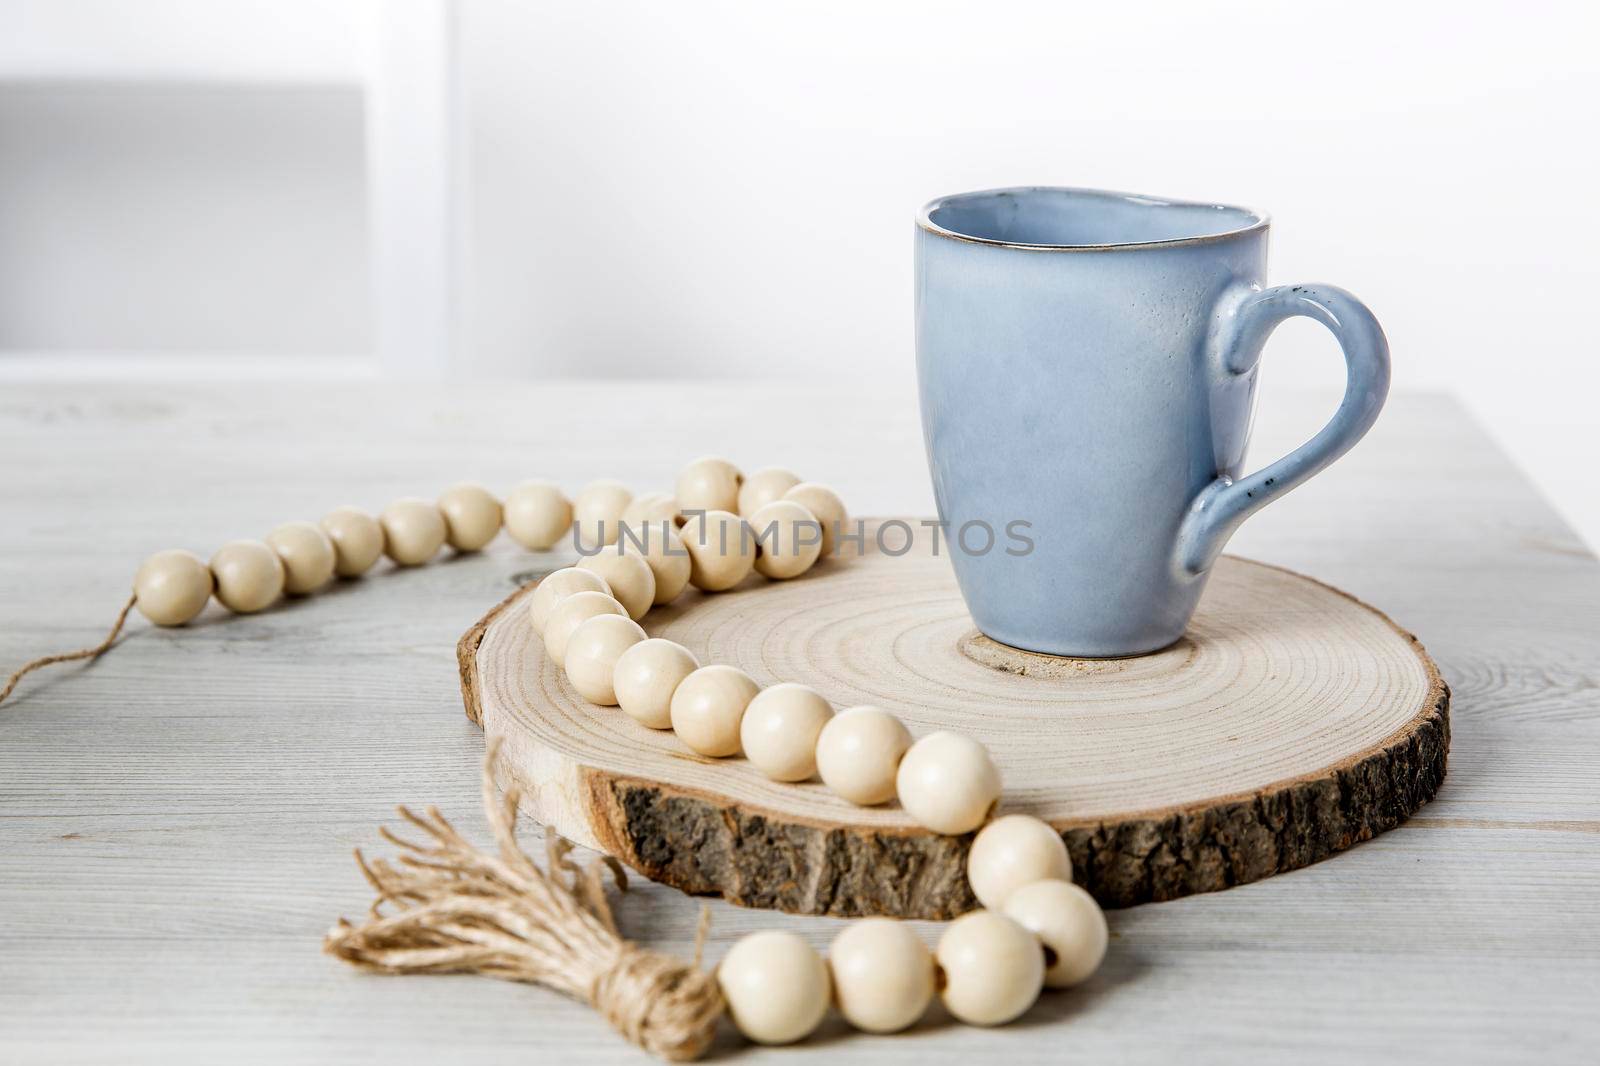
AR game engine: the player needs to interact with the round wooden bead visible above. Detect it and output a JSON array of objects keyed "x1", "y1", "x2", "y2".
[
  {"x1": 621, "y1": 491, "x2": 680, "y2": 529},
  {"x1": 563, "y1": 614, "x2": 648, "y2": 705},
  {"x1": 527, "y1": 567, "x2": 612, "y2": 637},
  {"x1": 784, "y1": 482, "x2": 848, "y2": 558},
  {"x1": 967, "y1": 814, "x2": 1072, "y2": 910},
  {"x1": 717, "y1": 930, "x2": 831, "y2": 1045},
  {"x1": 895, "y1": 731, "x2": 1002, "y2": 835},
  {"x1": 319, "y1": 506, "x2": 385, "y2": 577},
  {"x1": 133, "y1": 549, "x2": 213, "y2": 626},
  {"x1": 828, "y1": 918, "x2": 935, "y2": 1034},
  {"x1": 503, "y1": 480, "x2": 573, "y2": 550},
  {"x1": 737, "y1": 466, "x2": 801, "y2": 517},
  {"x1": 675, "y1": 456, "x2": 743, "y2": 514},
  {"x1": 670, "y1": 664, "x2": 759, "y2": 757},
  {"x1": 748, "y1": 500, "x2": 823, "y2": 580},
  {"x1": 681, "y1": 510, "x2": 755, "y2": 592},
  {"x1": 208, "y1": 540, "x2": 285, "y2": 614},
  {"x1": 1002, "y1": 880, "x2": 1108, "y2": 988},
  {"x1": 437, "y1": 483, "x2": 502, "y2": 552},
  {"x1": 619, "y1": 521, "x2": 692, "y2": 605},
  {"x1": 266, "y1": 521, "x2": 336, "y2": 595},
  {"x1": 815, "y1": 705, "x2": 912, "y2": 806},
  {"x1": 739, "y1": 682, "x2": 833, "y2": 781},
  {"x1": 612, "y1": 638, "x2": 699, "y2": 729},
  {"x1": 543, "y1": 591, "x2": 627, "y2": 669},
  {"x1": 573, "y1": 479, "x2": 632, "y2": 547},
  {"x1": 380, "y1": 498, "x2": 447, "y2": 566},
  {"x1": 935, "y1": 910, "x2": 1044, "y2": 1026},
  {"x1": 578, "y1": 552, "x2": 656, "y2": 621}
]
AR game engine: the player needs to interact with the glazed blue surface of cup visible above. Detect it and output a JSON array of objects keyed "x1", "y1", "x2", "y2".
[{"x1": 915, "y1": 187, "x2": 1389, "y2": 657}]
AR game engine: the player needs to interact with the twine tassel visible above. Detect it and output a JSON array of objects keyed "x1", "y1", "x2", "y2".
[{"x1": 324, "y1": 737, "x2": 724, "y2": 1062}]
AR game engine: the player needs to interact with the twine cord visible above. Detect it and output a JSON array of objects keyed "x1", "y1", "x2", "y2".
[
  {"x1": 0, "y1": 591, "x2": 137, "y2": 706},
  {"x1": 323, "y1": 738, "x2": 724, "y2": 1062}
]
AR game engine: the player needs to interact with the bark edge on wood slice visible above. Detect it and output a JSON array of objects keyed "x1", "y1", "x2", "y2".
[{"x1": 459, "y1": 520, "x2": 1448, "y2": 918}]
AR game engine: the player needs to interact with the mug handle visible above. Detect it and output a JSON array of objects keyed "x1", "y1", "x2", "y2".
[{"x1": 1175, "y1": 283, "x2": 1390, "y2": 577}]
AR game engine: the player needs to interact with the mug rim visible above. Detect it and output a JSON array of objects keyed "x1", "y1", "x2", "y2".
[{"x1": 917, "y1": 185, "x2": 1270, "y2": 252}]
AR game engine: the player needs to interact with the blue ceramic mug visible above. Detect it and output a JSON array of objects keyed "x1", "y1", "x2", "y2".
[{"x1": 915, "y1": 187, "x2": 1389, "y2": 657}]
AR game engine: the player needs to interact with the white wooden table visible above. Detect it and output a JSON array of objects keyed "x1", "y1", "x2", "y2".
[{"x1": 2, "y1": 384, "x2": 1596, "y2": 1064}]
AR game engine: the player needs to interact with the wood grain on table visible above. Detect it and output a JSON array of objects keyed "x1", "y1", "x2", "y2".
[{"x1": 1, "y1": 384, "x2": 1596, "y2": 1065}]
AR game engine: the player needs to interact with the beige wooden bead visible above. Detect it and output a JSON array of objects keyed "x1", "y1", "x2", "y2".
[
  {"x1": 573, "y1": 479, "x2": 632, "y2": 547},
  {"x1": 577, "y1": 551, "x2": 656, "y2": 621},
  {"x1": 543, "y1": 590, "x2": 627, "y2": 669},
  {"x1": 619, "y1": 521, "x2": 692, "y2": 605},
  {"x1": 437, "y1": 483, "x2": 502, "y2": 552},
  {"x1": 739, "y1": 682, "x2": 833, "y2": 781},
  {"x1": 612, "y1": 638, "x2": 699, "y2": 729},
  {"x1": 319, "y1": 506, "x2": 385, "y2": 577},
  {"x1": 209, "y1": 540, "x2": 285, "y2": 614},
  {"x1": 670, "y1": 664, "x2": 759, "y2": 757},
  {"x1": 967, "y1": 814, "x2": 1073, "y2": 910},
  {"x1": 380, "y1": 497, "x2": 447, "y2": 566},
  {"x1": 815, "y1": 705, "x2": 912, "y2": 806},
  {"x1": 266, "y1": 521, "x2": 336, "y2": 595},
  {"x1": 563, "y1": 614, "x2": 648, "y2": 705},
  {"x1": 621, "y1": 491, "x2": 680, "y2": 529},
  {"x1": 935, "y1": 910, "x2": 1044, "y2": 1026},
  {"x1": 717, "y1": 930, "x2": 831, "y2": 1046},
  {"x1": 503, "y1": 480, "x2": 573, "y2": 550},
  {"x1": 748, "y1": 499, "x2": 823, "y2": 580},
  {"x1": 1002, "y1": 879, "x2": 1108, "y2": 989},
  {"x1": 737, "y1": 466, "x2": 801, "y2": 517},
  {"x1": 895, "y1": 731, "x2": 1002, "y2": 835},
  {"x1": 527, "y1": 567, "x2": 612, "y2": 637},
  {"x1": 828, "y1": 918, "x2": 935, "y2": 1034},
  {"x1": 784, "y1": 482, "x2": 848, "y2": 558},
  {"x1": 133, "y1": 549, "x2": 213, "y2": 626},
  {"x1": 681, "y1": 509, "x2": 755, "y2": 592},
  {"x1": 675, "y1": 456, "x2": 743, "y2": 514}
]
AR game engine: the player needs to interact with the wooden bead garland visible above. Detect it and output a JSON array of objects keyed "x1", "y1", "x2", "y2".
[
  {"x1": 680, "y1": 509, "x2": 755, "y2": 592},
  {"x1": 209, "y1": 539, "x2": 285, "y2": 614},
  {"x1": 674, "y1": 455, "x2": 742, "y2": 514},
  {"x1": 736, "y1": 465, "x2": 801, "y2": 518},
  {"x1": 747, "y1": 499, "x2": 823, "y2": 580},
  {"x1": 739, "y1": 682, "x2": 834, "y2": 782},
  {"x1": 715, "y1": 930, "x2": 832, "y2": 1045},
  {"x1": 320, "y1": 506, "x2": 385, "y2": 577},
  {"x1": 573, "y1": 479, "x2": 633, "y2": 547},
  {"x1": 579, "y1": 552, "x2": 656, "y2": 621},
  {"x1": 5, "y1": 454, "x2": 1110, "y2": 1059},
  {"x1": 814, "y1": 705, "x2": 912, "y2": 805},
  {"x1": 564, "y1": 613, "x2": 648, "y2": 705},
  {"x1": 896, "y1": 731, "x2": 1003, "y2": 835},
  {"x1": 966, "y1": 813, "x2": 1074, "y2": 910},
  {"x1": 670, "y1": 664, "x2": 760, "y2": 757},
  {"x1": 380, "y1": 497, "x2": 447, "y2": 566},
  {"x1": 503, "y1": 479, "x2": 572, "y2": 550},
  {"x1": 544, "y1": 590, "x2": 628, "y2": 669},
  {"x1": 266, "y1": 520, "x2": 336, "y2": 595},
  {"x1": 1003, "y1": 879, "x2": 1109, "y2": 989},
  {"x1": 828, "y1": 918, "x2": 936, "y2": 1034},
  {"x1": 131, "y1": 548, "x2": 213, "y2": 626},
  {"x1": 527, "y1": 567, "x2": 611, "y2": 636},
  {"x1": 612, "y1": 638, "x2": 699, "y2": 729},
  {"x1": 934, "y1": 910, "x2": 1045, "y2": 1026},
  {"x1": 437, "y1": 482, "x2": 503, "y2": 552},
  {"x1": 784, "y1": 481, "x2": 848, "y2": 557}
]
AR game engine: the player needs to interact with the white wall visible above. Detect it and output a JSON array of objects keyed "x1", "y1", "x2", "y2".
[{"x1": 2, "y1": 0, "x2": 1596, "y2": 541}]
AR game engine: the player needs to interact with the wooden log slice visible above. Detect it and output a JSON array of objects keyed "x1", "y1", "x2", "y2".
[{"x1": 459, "y1": 520, "x2": 1448, "y2": 918}]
